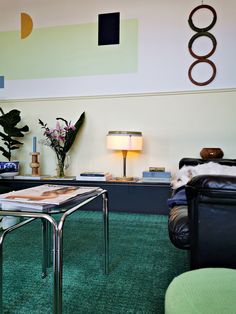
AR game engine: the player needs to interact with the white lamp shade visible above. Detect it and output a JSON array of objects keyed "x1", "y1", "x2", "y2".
[{"x1": 107, "y1": 131, "x2": 143, "y2": 151}]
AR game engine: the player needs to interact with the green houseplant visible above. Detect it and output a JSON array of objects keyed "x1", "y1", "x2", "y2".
[{"x1": 0, "y1": 107, "x2": 29, "y2": 175}]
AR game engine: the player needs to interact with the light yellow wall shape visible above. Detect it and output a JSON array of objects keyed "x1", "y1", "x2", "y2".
[
  {"x1": 21, "y1": 12, "x2": 33, "y2": 39},
  {"x1": 0, "y1": 19, "x2": 137, "y2": 80}
]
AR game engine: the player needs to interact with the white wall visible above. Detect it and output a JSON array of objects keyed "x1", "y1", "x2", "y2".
[{"x1": 1, "y1": 89, "x2": 236, "y2": 177}]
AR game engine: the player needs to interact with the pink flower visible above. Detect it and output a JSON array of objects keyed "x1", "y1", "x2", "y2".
[
  {"x1": 55, "y1": 121, "x2": 61, "y2": 131},
  {"x1": 39, "y1": 112, "x2": 85, "y2": 161},
  {"x1": 65, "y1": 123, "x2": 75, "y2": 131}
]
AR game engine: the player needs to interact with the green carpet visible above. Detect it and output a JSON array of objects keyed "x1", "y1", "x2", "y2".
[{"x1": 2, "y1": 211, "x2": 189, "y2": 313}]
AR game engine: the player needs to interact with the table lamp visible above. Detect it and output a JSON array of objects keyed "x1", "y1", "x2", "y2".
[{"x1": 106, "y1": 131, "x2": 143, "y2": 181}]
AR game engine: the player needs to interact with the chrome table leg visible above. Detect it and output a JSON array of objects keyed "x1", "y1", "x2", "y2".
[
  {"x1": 41, "y1": 219, "x2": 48, "y2": 278},
  {"x1": 0, "y1": 218, "x2": 35, "y2": 314},
  {"x1": 54, "y1": 225, "x2": 63, "y2": 314},
  {"x1": 103, "y1": 191, "x2": 109, "y2": 275},
  {"x1": 41, "y1": 219, "x2": 54, "y2": 278},
  {"x1": 0, "y1": 233, "x2": 3, "y2": 314},
  {"x1": 53, "y1": 189, "x2": 109, "y2": 314}
]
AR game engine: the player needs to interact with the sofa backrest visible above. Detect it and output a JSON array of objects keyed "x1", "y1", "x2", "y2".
[{"x1": 179, "y1": 158, "x2": 236, "y2": 169}]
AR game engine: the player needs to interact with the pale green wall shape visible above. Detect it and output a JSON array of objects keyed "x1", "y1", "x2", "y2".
[{"x1": 0, "y1": 19, "x2": 138, "y2": 80}]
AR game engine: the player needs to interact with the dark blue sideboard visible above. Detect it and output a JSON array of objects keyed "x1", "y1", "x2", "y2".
[{"x1": 0, "y1": 179, "x2": 171, "y2": 215}]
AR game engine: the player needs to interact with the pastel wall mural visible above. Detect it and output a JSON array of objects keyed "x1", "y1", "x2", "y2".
[
  {"x1": 98, "y1": 12, "x2": 120, "y2": 45},
  {"x1": 21, "y1": 12, "x2": 33, "y2": 39},
  {"x1": 0, "y1": 19, "x2": 137, "y2": 80},
  {"x1": 0, "y1": 76, "x2": 4, "y2": 88},
  {"x1": 0, "y1": 0, "x2": 236, "y2": 99}
]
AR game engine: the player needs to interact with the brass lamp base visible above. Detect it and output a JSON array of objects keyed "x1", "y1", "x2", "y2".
[{"x1": 114, "y1": 176, "x2": 134, "y2": 182}]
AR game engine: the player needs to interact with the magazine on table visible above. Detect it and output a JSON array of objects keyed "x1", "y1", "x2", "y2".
[{"x1": 0, "y1": 184, "x2": 100, "y2": 210}]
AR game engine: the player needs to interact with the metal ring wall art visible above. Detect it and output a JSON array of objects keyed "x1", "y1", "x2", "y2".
[{"x1": 188, "y1": 4, "x2": 217, "y2": 86}]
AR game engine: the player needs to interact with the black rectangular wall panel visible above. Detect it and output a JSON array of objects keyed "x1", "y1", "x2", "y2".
[{"x1": 98, "y1": 12, "x2": 120, "y2": 45}]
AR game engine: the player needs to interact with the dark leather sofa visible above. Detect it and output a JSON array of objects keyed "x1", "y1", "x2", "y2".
[{"x1": 168, "y1": 158, "x2": 236, "y2": 269}]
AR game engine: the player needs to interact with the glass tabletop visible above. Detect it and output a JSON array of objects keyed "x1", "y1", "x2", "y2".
[{"x1": 0, "y1": 188, "x2": 104, "y2": 215}]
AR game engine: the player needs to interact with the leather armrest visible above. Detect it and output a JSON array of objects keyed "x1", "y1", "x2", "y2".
[
  {"x1": 185, "y1": 174, "x2": 236, "y2": 269},
  {"x1": 186, "y1": 175, "x2": 236, "y2": 201}
]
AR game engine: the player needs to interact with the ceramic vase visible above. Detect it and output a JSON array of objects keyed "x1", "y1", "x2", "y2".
[{"x1": 0, "y1": 160, "x2": 20, "y2": 177}]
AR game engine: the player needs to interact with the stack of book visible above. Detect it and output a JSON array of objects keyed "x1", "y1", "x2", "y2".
[
  {"x1": 76, "y1": 172, "x2": 113, "y2": 181},
  {"x1": 13, "y1": 175, "x2": 76, "y2": 180},
  {"x1": 142, "y1": 168, "x2": 171, "y2": 183},
  {"x1": 14, "y1": 175, "x2": 50, "y2": 180}
]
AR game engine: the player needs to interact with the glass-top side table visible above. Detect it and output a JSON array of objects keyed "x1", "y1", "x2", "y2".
[{"x1": 0, "y1": 188, "x2": 109, "y2": 314}]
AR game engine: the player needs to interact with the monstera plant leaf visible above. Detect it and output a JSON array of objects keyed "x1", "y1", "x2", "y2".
[
  {"x1": 0, "y1": 109, "x2": 29, "y2": 137},
  {"x1": 0, "y1": 107, "x2": 29, "y2": 161},
  {"x1": 63, "y1": 112, "x2": 85, "y2": 153}
]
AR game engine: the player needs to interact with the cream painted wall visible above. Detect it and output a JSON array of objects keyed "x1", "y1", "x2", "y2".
[{"x1": 1, "y1": 89, "x2": 236, "y2": 177}]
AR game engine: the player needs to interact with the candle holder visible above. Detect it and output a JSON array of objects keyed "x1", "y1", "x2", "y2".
[{"x1": 30, "y1": 152, "x2": 40, "y2": 176}]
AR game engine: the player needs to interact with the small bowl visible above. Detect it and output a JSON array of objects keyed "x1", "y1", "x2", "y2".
[
  {"x1": 0, "y1": 161, "x2": 19, "y2": 177},
  {"x1": 200, "y1": 148, "x2": 224, "y2": 159}
]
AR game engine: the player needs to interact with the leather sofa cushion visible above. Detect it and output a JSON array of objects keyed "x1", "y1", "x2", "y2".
[{"x1": 168, "y1": 205, "x2": 190, "y2": 250}]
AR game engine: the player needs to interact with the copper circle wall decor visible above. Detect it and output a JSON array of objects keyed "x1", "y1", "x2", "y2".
[
  {"x1": 188, "y1": 32, "x2": 217, "y2": 59},
  {"x1": 188, "y1": 4, "x2": 217, "y2": 86},
  {"x1": 188, "y1": 4, "x2": 217, "y2": 32},
  {"x1": 188, "y1": 59, "x2": 216, "y2": 86}
]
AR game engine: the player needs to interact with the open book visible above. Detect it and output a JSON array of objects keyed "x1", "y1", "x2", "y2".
[{"x1": 0, "y1": 184, "x2": 100, "y2": 211}]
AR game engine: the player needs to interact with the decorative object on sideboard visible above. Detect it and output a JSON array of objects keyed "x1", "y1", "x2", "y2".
[
  {"x1": 0, "y1": 107, "x2": 29, "y2": 177},
  {"x1": 0, "y1": 161, "x2": 20, "y2": 178},
  {"x1": 39, "y1": 112, "x2": 85, "y2": 178},
  {"x1": 30, "y1": 136, "x2": 40, "y2": 176},
  {"x1": 200, "y1": 147, "x2": 224, "y2": 159},
  {"x1": 188, "y1": 4, "x2": 217, "y2": 86},
  {"x1": 149, "y1": 166, "x2": 165, "y2": 172},
  {"x1": 30, "y1": 152, "x2": 40, "y2": 176},
  {"x1": 106, "y1": 131, "x2": 143, "y2": 181}
]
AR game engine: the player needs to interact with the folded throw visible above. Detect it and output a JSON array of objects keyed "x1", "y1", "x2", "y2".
[{"x1": 167, "y1": 187, "x2": 187, "y2": 208}]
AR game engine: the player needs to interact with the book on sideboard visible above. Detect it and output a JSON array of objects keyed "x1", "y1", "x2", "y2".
[
  {"x1": 79, "y1": 172, "x2": 110, "y2": 177},
  {"x1": 76, "y1": 172, "x2": 113, "y2": 181},
  {"x1": 140, "y1": 177, "x2": 171, "y2": 183},
  {"x1": 142, "y1": 171, "x2": 171, "y2": 178},
  {"x1": 0, "y1": 184, "x2": 100, "y2": 211},
  {"x1": 149, "y1": 167, "x2": 165, "y2": 172},
  {"x1": 14, "y1": 175, "x2": 49, "y2": 180},
  {"x1": 13, "y1": 175, "x2": 76, "y2": 181}
]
